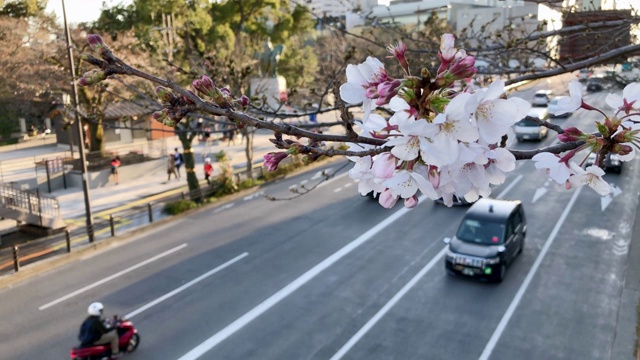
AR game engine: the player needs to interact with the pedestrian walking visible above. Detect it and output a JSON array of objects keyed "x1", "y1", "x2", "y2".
[
  {"x1": 226, "y1": 128, "x2": 236, "y2": 146},
  {"x1": 110, "y1": 156, "x2": 121, "y2": 185},
  {"x1": 167, "y1": 154, "x2": 178, "y2": 180},
  {"x1": 204, "y1": 157, "x2": 213, "y2": 184},
  {"x1": 173, "y1": 148, "x2": 184, "y2": 178}
]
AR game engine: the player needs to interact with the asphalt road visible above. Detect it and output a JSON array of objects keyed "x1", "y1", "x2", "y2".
[{"x1": 0, "y1": 83, "x2": 637, "y2": 360}]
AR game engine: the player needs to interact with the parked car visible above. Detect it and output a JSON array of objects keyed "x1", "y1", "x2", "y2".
[
  {"x1": 532, "y1": 90, "x2": 552, "y2": 106},
  {"x1": 514, "y1": 108, "x2": 549, "y2": 141},
  {"x1": 547, "y1": 96, "x2": 572, "y2": 118},
  {"x1": 585, "y1": 153, "x2": 623, "y2": 174},
  {"x1": 443, "y1": 198, "x2": 526, "y2": 282}
]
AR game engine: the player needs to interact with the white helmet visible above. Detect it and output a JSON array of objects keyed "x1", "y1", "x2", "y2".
[
  {"x1": 205, "y1": 157, "x2": 211, "y2": 163},
  {"x1": 87, "y1": 302, "x2": 104, "y2": 316}
]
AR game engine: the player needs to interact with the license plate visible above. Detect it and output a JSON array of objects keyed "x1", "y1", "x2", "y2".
[
  {"x1": 462, "y1": 268, "x2": 475, "y2": 276},
  {"x1": 523, "y1": 135, "x2": 531, "y2": 139}
]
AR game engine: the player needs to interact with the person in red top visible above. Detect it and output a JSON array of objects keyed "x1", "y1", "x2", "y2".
[
  {"x1": 110, "y1": 156, "x2": 121, "y2": 185},
  {"x1": 204, "y1": 157, "x2": 213, "y2": 184}
]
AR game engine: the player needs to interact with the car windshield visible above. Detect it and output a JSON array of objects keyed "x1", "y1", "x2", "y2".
[
  {"x1": 534, "y1": 94, "x2": 547, "y2": 98},
  {"x1": 456, "y1": 219, "x2": 505, "y2": 245},
  {"x1": 516, "y1": 119, "x2": 539, "y2": 127}
]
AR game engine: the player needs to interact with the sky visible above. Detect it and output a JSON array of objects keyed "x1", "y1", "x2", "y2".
[{"x1": 45, "y1": 0, "x2": 131, "y2": 25}]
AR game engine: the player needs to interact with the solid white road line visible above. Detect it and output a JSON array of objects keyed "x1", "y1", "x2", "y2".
[
  {"x1": 496, "y1": 174, "x2": 523, "y2": 199},
  {"x1": 330, "y1": 247, "x2": 448, "y2": 360},
  {"x1": 329, "y1": 174, "x2": 522, "y2": 358},
  {"x1": 176, "y1": 196, "x2": 427, "y2": 360},
  {"x1": 38, "y1": 243, "x2": 188, "y2": 311},
  {"x1": 316, "y1": 171, "x2": 349, "y2": 189},
  {"x1": 478, "y1": 186, "x2": 583, "y2": 360},
  {"x1": 125, "y1": 252, "x2": 248, "y2": 319}
]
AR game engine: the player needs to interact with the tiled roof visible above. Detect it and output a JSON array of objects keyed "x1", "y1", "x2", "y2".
[{"x1": 102, "y1": 99, "x2": 160, "y2": 120}]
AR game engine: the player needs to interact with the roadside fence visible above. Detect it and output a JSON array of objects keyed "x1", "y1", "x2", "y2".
[{"x1": 0, "y1": 163, "x2": 269, "y2": 277}]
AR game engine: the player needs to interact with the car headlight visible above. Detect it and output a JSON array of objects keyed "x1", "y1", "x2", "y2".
[{"x1": 484, "y1": 256, "x2": 501, "y2": 265}]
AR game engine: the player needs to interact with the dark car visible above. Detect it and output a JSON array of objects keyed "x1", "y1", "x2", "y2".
[
  {"x1": 585, "y1": 153, "x2": 623, "y2": 174},
  {"x1": 434, "y1": 195, "x2": 475, "y2": 206},
  {"x1": 443, "y1": 198, "x2": 526, "y2": 282},
  {"x1": 586, "y1": 76, "x2": 610, "y2": 92}
]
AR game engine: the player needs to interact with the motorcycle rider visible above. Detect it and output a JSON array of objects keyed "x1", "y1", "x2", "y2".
[{"x1": 78, "y1": 302, "x2": 122, "y2": 359}]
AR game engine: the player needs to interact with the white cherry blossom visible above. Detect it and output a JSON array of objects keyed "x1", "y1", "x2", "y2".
[
  {"x1": 531, "y1": 152, "x2": 573, "y2": 184},
  {"x1": 339, "y1": 57, "x2": 387, "y2": 123},
  {"x1": 606, "y1": 82, "x2": 640, "y2": 114},
  {"x1": 554, "y1": 80, "x2": 583, "y2": 116},
  {"x1": 383, "y1": 165, "x2": 438, "y2": 200},
  {"x1": 568, "y1": 163, "x2": 611, "y2": 196},
  {"x1": 484, "y1": 147, "x2": 516, "y2": 185},
  {"x1": 466, "y1": 79, "x2": 531, "y2": 144},
  {"x1": 421, "y1": 93, "x2": 478, "y2": 167},
  {"x1": 355, "y1": 113, "x2": 388, "y2": 138},
  {"x1": 386, "y1": 97, "x2": 431, "y2": 161}
]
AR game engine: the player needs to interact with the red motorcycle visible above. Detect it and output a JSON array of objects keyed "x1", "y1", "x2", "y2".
[{"x1": 70, "y1": 316, "x2": 140, "y2": 360}]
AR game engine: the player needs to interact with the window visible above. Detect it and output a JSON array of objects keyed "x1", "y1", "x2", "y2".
[{"x1": 456, "y1": 219, "x2": 506, "y2": 245}]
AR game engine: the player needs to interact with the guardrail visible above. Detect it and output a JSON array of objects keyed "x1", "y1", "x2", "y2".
[
  {"x1": 0, "y1": 184, "x2": 60, "y2": 217},
  {"x1": 0, "y1": 164, "x2": 268, "y2": 276}
]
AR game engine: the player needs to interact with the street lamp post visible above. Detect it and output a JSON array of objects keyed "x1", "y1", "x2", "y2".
[{"x1": 62, "y1": 0, "x2": 94, "y2": 242}]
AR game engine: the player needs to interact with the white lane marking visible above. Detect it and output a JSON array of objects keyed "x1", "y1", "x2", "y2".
[
  {"x1": 330, "y1": 174, "x2": 520, "y2": 358},
  {"x1": 316, "y1": 171, "x2": 349, "y2": 189},
  {"x1": 330, "y1": 247, "x2": 448, "y2": 360},
  {"x1": 213, "y1": 203, "x2": 235, "y2": 213},
  {"x1": 334, "y1": 188, "x2": 343, "y2": 193},
  {"x1": 176, "y1": 196, "x2": 427, "y2": 360},
  {"x1": 344, "y1": 183, "x2": 352, "y2": 188},
  {"x1": 39, "y1": 244, "x2": 188, "y2": 310},
  {"x1": 478, "y1": 186, "x2": 583, "y2": 360},
  {"x1": 125, "y1": 252, "x2": 248, "y2": 319}
]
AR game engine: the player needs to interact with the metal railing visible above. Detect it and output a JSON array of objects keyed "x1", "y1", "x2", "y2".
[
  {"x1": 0, "y1": 183, "x2": 60, "y2": 217},
  {"x1": 0, "y1": 156, "x2": 317, "y2": 276}
]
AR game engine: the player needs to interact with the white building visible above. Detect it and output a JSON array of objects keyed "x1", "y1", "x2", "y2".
[{"x1": 304, "y1": 0, "x2": 379, "y2": 18}]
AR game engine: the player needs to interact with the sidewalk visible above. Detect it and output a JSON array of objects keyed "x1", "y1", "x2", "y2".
[
  {"x1": 53, "y1": 129, "x2": 277, "y2": 220},
  {"x1": 0, "y1": 129, "x2": 277, "y2": 236},
  {"x1": 0, "y1": 110, "x2": 341, "y2": 233}
]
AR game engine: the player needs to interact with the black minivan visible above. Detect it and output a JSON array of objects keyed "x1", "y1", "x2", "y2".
[{"x1": 444, "y1": 198, "x2": 526, "y2": 282}]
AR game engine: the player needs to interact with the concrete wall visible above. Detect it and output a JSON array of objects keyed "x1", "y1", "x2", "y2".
[{"x1": 67, "y1": 159, "x2": 164, "y2": 190}]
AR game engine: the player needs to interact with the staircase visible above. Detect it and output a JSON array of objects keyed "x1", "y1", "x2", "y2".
[{"x1": 0, "y1": 183, "x2": 65, "y2": 229}]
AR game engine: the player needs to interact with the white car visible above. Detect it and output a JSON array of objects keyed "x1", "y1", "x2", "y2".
[
  {"x1": 532, "y1": 90, "x2": 552, "y2": 106},
  {"x1": 547, "y1": 96, "x2": 572, "y2": 118},
  {"x1": 514, "y1": 108, "x2": 549, "y2": 141}
]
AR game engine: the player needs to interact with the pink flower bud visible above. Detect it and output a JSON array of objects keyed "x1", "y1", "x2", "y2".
[
  {"x1": 77, "y1": 70, "x2": 106, "y2": 86},
  {"x1": 372, "y1": 152, "x2": 397, "y2": 179},
  {"x1": 439, "y1": 34, "x2": 456, "y2": 63},
  {"x1": 378, "y1": 189, "x2": 398, "y2": 209},
  {"x1": 557, "y1": 127, "x2": 584, "y2": 143},
  {"x1": 448, "y1": 54, "x2": 477, "y2": 79},
  {"x1": 87, "y1": 34, "x2": 105, "y2": 50},
  {"x1": 233, "y1": 95, "x2": 250, "y2": 109},
  {"x1": 612, "y1": 143, "x2": 633, "y2": 156},
  {"x1": 155, "y1": 86, "x2": 175, "y2": 103},
  {"x1": 264, "y1": 152, "x2": 288, "y2": 171},
  {"x1": 404, "y1": 195, "x2": 419, "y2": 208},
  {"x1": 182, "y1": 90, "x2": 198, "y2": 105},
  {"x1": 200, "y1": 75, "x2": 215, "y2": 89}
]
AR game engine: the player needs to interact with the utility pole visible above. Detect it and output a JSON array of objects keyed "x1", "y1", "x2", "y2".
[{"x1": 62, "y1": 0, "x2": 94, "y2": 242}]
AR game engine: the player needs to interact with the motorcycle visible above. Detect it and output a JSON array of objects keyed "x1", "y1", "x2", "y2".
[{"x1": 70, "y1": 315, "x2": 140, "y2": 360}]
